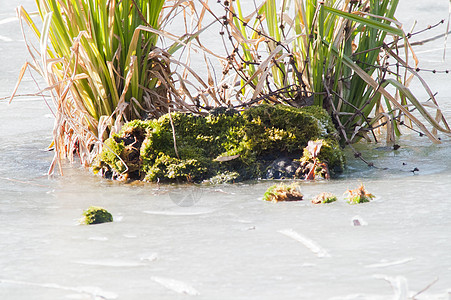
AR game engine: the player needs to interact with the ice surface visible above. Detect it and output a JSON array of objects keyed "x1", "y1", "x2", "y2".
[
  {"x1": 0, "y1": 279, "x2": 118, "y2": 299},
  {"x1": 279, "y1": 228, "x2": 331, "y2": 258},
  {"x1": 151, "y1": 276, "x2": 200, "y2": 296},
  {"x1": 365, "y1": 258, "x2": 414, "y2": 269}
]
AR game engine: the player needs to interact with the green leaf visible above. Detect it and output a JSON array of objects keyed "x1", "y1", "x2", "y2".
[{"x1": 321, "y1": 5, "x2": 404, "y2": 37}]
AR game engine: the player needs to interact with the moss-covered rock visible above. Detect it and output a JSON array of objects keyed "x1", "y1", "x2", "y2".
[
  {"x1": 81, "y1": 206, "x2": 113, "y2": 225},
  {"x1": 93, "y1": 104, "x2": 345, "y2": 183}
]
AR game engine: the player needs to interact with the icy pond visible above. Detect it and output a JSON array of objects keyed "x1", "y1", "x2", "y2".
[{"x1": 1, "y1": 0, "x2": 451, "y2": 299}]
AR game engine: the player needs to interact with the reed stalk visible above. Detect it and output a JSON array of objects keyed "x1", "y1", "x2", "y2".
[
  {"x1": 221, "y1": 0, "x2": 450, "y2": 144},
  {"x1": 12, "y1": 0, "x2": 206, "y2": 174}
]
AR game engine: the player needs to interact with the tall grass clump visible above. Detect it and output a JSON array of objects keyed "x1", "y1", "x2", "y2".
[
  {"x1": 10, "y1": 0, "x2": 451, "y2": 177},
  {"x1": 217, "y1": 0, "x2": 450, "y2": 146},
  {"x1": 11, "y1": 0, "x2": 201, "y2": 174}
]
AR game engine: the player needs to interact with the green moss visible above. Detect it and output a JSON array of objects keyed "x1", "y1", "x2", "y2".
[
  {"x1": 121, "y1": 119, "x2": 155, "y2": 132},
  {"x1": 317, "y1": 139, "x2": 345, "y2": 174},
  {"x1": 143, "y1": 154, "x2": 208, "y2": 182},
  {"x1": 300, "y1": 139, "x2": 345, "y2": 175},
  {"x1": 99, "y1": 136, "x2": 126, "y2": 173},
  {"x1": 207, "y1": 171, "x2": 240, "y2": 184},
  {"x1": 242, "y1": 105, "x2": 332, "y2": 154},
  {"x1": 95, "y1": 104, "x2": 346, "y2": 182},
  {"x1": 81, "y1": 206, "x2": 113, "y2": 225}
]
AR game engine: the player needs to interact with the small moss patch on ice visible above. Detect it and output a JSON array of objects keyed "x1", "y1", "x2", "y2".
[
  {"x1": 81, "y1": 206, "x2": 113, "y2": 225},
  {"x1": 263, "y1": 183, "x2": 303, "y2": 202},
  {"x1": 344, "y1": 184, "x2": 375, "y2": 204},
  {"x1": 311, "y1": 192, "x2": 337, "y2": 204}
]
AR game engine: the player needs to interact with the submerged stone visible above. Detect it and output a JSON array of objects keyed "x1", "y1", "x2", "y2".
[
  {"x1": 93, "y1": 104, "x2": 345, "y2": 183},
  {"x1": 265, "y1": 157, "x2": 300, "y2": 179}
]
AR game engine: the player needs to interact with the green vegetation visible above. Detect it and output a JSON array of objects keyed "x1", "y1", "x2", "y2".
[
  {"x1": 11, "y1": 0, "x2": 450, "y2": 181},
  {"x1": 345, "y1": 184, "x2": 375, "y2": 204},
  {"x1": 94, "y1": 104, "x2": 345, "y2": 182},
  {"x1": 222, "y1": 0, "x2": 450, "y2": 145},
  {"x1": 81, "y1": 206, "x2": 113, "y2": 225},
  {"x1": 13, "y1": 0, "x2": 198, "y2": 174},
  {"x1": 263, "y1": 183, "x2": 303, "y2": 202},
  {"x1": 311, "y1": 192, "x2": 338, "y2": 204}
]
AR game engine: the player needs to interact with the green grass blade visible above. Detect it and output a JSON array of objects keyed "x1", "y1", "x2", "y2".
[{"x1": 321, "y1": 5, "x2": 403, "y2": 36}]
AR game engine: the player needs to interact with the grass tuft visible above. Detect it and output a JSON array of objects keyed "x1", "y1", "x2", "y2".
[{"x1": 263, "y1": 183, "x2": 303, "y2": 202}]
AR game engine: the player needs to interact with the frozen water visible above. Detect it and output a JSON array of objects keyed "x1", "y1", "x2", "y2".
[
  {"x1": 279, "y1": 228, "x2": 331, "y2": 258},
  {"x1": 151, "y1": 276, "x2": 200, "y2": 296},
  {"x1": 365, "y1": 258, "x2": 415, "y2": 269},
  {"x1": 1, "y1": 0, "x2": 451, "y2": 299}
]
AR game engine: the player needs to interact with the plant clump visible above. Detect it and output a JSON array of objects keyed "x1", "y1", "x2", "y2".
[
  {"x1": 344, "y1": 184, "x2": 375, "y2": 204},
  {"x1": 311, "y1": 192, "x2": 338, "y2": 204},
  {"x1": 221, "y1": 0, "x2": 450, "y2": 146},
  {"x1": 93, "y1": 104, "x2": 345, "y2": 183},
  {"x1": 13, "y1": 0, "x2": 451, "y2": 180},
  {"x1": 295, "y1": 140, "x2": 343, "y2": 180},
  {"x1": 81, "y1": 206, "x2": 113, "y2": 225},
  {"x1": 263, "y1": 183, "x2": 303, "y2": 202}
]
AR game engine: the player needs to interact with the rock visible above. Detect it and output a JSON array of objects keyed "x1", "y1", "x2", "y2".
[
  {"x1": 265, "y1": 157, "x2": 300, "y2": 179},
  {"x1": 81, "y1": 206, "x2": 113, "y2": 225}
]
